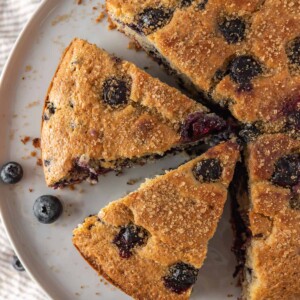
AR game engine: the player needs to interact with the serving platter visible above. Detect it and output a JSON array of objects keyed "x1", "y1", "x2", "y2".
[{"x1": 0, "y1": 0, "x2": 240, "y2": 299}]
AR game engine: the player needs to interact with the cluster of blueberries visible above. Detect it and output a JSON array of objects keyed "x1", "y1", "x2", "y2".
[{"x1": 0, "y1": 162, "x2": 63, "y2": 272}]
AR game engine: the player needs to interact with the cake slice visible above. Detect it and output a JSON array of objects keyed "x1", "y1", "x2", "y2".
[
  {"x1": 41, "y1": 38, "x2": 227, "y2": 188},
  {"x1": 73, "y1": 140, "x2": 240, "y2": 299},
  {"x1": 232, "y1": 133, "x2": 300, "y2": 299},
  {"x1": 106, "y1": 0, "x2": 300, "y2": 134}
]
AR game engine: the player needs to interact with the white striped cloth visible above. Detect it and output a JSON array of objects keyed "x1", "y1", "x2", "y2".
[{"x1": 0, "y1": 1, "x2": 48, "y2": 299}]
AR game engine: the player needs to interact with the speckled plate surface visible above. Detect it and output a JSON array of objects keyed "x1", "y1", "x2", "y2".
[{"x1": 0, "y1": 0, "x2": 240, "y2": 299}]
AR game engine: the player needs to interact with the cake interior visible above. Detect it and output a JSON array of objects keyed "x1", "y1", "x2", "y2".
[
  {"x1": 51, "y1": 140, "x2": 204, "y2": 189},
  {"x1": 230, "y1": 160, "x2": 256, "y2": 299}
]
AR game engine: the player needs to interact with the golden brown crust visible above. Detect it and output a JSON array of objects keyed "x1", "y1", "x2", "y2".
[
  {"x1": 41, "y1": 38, "x2": 209, "y2": 187},
  {"x1": 244, "y1": 134, "x2": 300, "y2": 300},
  {"x1": 107, "y1": 0, "x2": 300, "y2": 130},
  {"x1": 73, "y1": 141, "x2": 240, "y2": 299}
]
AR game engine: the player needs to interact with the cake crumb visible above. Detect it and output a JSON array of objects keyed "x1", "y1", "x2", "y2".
[
  {"x1": 37, "y1": 158, "x2": 43, "y2": 166},
  {"x1": 96, "y1": 11, "x2": 106, "y2": 23},
  {"x1": 26, "y1": 100, "x2": 40, "y2": 108},
  {"x1": 51, "y1": 14, "x2": 71, "y2": 26},
  {"x1": 29, "y1": 188, "x2": 34, "y2": 193},
  {"x1": 21, "y1": 136, "x2": 30, "y2": 144},
  {"x1": 25, "y1": 65, "x2": 32, "y2": 72},
  {"x1": 76, "y1": 0, "x2": 82, "y2": 4},
  {"x1": 107, "y1": 16, "x2": 117, "y2": 30},
  {"x1": 69, "y1": 185, "x2": 76, "y2": 191},
  {"x1": 127, "y1": 178, "x2": 141, "y2": 185},
  {"x1": 32, "y1": 138, "x2": 41, "y2": 148},
  {"x1": 31, "y1": 151, "x2": 37, "y2": 157},
  {"x1": 127, "y1": 41, "x2": 141, "y2": 51}
]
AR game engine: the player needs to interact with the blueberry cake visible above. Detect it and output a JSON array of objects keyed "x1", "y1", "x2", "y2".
[
  {"x1": 73, "y1": 140, "x2": 240, "y2": 299},
  {"x1": 106, "y1": 0, "x2": 300, "y2": 133},
  {"x1": 41, "y1": 39, "x2": 226, "y2": 188},
  {"x1": 232, "y1": 134, "x2": 300, "y2": 299}
]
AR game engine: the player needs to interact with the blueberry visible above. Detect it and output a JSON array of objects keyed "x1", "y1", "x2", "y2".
[
  {"x1": 163, "y1": 262, "x2": 199, "y2": 294},
  {"x1": 286, "y1": 111, "x2": 300, "y2": 132},
  {"x1": 180, "y1": 0, "x2": 194, "y2": 8},
  {"x1": 290, "y1": 194, "x2": 300, "y2": 210},
  {"x1": 113, "y1": 224, "x2": 148, "y2": 258},
  {"x1": 197, "y1": 0, "x2": 208, "y2": 10},
  {"x1": 136, "y1": 8, "x2": 173, "y2": 35},
  {"x1": 271, "y1": 154, "x2": 300, "y2": 188},
  {"x1": 238, "y1": 123, "x2": 260, "y2": 143},
  {"x1": 229, "y1": 55, "x2": 262, "y2": 90},
  {"x1": 43, "y1": 102, "x2": 56, "y2": 120},
  {"x1": 193, "y1": 158, "x2": 223, "y2": 182},
  {"x1": 102, "y1": 77, "x2": 130, "y2": 106},
  {"x1": 44, "y1": 160, "x2": 51, "y2": 167},
  {"x1": 33, "y1": 195, "x2": 63, "y2": 224},
  {"x1": 208, "y1": 129, "x2": 232, "y2": 146},
  {"x1": 286, "y1": 36, "x2": 300, "y2": 67},
  {"x1": 181, "y1": 112, "x2": 226, "y2": 143},
  {"x1": 0, "y1": 162, "x2": 23, "y2": 184},
  {"x1": 12, "y1": 255, "x2": 25, "y2": 272},
  {"x1": 218, "y1": 17, "x2": 246, "y2": 44}
]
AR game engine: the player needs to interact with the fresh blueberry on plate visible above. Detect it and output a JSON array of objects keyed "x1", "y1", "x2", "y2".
[
  {"x1": 12, "y1": 255, "x2": 25, "y2": 272},
  {"x1": 33, "y1": 195, "x2": 63, "y2": 224},
  {"x1": 0, "y1": 162, "x2": 23, "y2": 184}
]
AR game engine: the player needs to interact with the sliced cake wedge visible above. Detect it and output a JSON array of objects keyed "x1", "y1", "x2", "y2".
[
  {"x1": 106, "y1": 0, "x2": 300, "y2": 134},
  {"x1": 41, "y1": 38, "x2": 226, "y2": 188},
  {"x1": 232, "y1": 133, "x2": 300, "y2": 300},
  {"x1": 73, "y1": 140, "x2": 240, "y2": 299}
]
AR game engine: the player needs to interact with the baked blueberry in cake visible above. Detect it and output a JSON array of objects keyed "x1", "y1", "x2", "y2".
[
  {"x1": 232, "y1": 134, "x2": 300, "y2": 300},
  {"x1": 41, "y1": 39, "x2": 226, "y2": 188},
  {"x1": 106, "y1": 0, "x2": 300, "y2": 133},
  {"x1": 73, "y1": 140, "x2": 240, "y2": 299}
]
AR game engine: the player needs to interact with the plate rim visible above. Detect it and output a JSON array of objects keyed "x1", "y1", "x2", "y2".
[{"x1": 0, "y1": 1, "x2": 58, "y2": 299}]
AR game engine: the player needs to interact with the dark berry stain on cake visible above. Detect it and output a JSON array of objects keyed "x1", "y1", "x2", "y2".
[
  {"x1": 180, "y1": 0, "x2": 194, "y2": 8},
  {"x1": 181, "y1": 112, "x2": 226, "y2": 143},
  {"x1": 43, "y1": 102, "x2": 56, "y2": 120},
  {"x1": 218, "y1": 17, "x2": 246, "y2": 44},
  {"x1": 290, "y1": 193, "x2": 300, "y2": 210},
  {"x1": 113, "y1": 224, "x2": 148, "y2": 258},
  {"x1": 228, "y1": 55, "x2": 263, "y2": 91},
  {"x1": 271, "y1": 154, "x2": 300, "y2": 188},
  {"x1": 102, "y1": 77, "x2": 131, "y2": 106},
  {"x1": 163, "y1": 262, "x2": 199, "y2": 294},
  {"x1": 196, "y1": 0, "x2": 208, "y2": 10},
  {"x1": 283, "y1": 96, "x2": 300, "y2": 132},
  {"x1": 134, "y1": 8, "x2": 173, "y2": 35},
  {"x1": 286, "y1": 36, "x2": 300, "y2": 68},
  {"x1": 238, "y1": 123, "x2": 261, "y2": 143},
  {"x1": 44, "y1": 160, "x2": 51, "y2": 167},
  {"x1": 193, "y1": 158, "x2": 223, "y2": 182}
]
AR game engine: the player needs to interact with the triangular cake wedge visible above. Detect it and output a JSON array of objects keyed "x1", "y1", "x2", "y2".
[
  {"x1": 231, "y1": 134, "x2": 300, "y2": 299},
  {"x1": 73, "y1": 140, "x2": 240, "y2": 299},
  {"x1": 41, "y1": 39, "x2": 226, "y2": 188},
  {"x1": 106, "y1": 0, "x2": 300, "y2": 134}
]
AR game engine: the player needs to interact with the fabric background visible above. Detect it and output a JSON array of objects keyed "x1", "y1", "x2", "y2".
[{"x1": 0, "y1": 1, "x2": 48, "y2": 299}]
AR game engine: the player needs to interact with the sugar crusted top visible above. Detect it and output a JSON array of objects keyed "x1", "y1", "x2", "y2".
[{"x1": 107, "y1": 0, "x2": 300, "y2": 130}]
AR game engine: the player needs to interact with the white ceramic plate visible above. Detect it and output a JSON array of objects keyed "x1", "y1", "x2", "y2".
[{"x1": 0, "y1": 0, "x2": 240, "y2": 299}]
